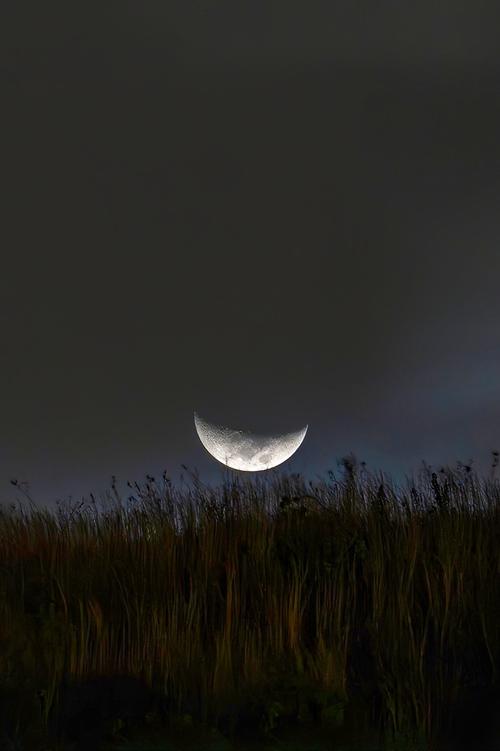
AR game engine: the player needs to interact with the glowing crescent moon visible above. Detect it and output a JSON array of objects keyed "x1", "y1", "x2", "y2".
[{"x1": 194, "y1": 412, "x2": 308, "y2": 471}]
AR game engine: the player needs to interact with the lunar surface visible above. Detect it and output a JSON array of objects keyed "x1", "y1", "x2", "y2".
[{"x1": 194, "y1": 412, "x2": 308, "y2": 471}]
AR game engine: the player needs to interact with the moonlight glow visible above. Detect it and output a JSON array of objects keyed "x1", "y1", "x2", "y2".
[{"x1": 194, "y1": 412, "x2": 308, "y2": 471}]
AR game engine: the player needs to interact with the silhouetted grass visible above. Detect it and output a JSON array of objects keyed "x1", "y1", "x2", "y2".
[{"x1": 0, "y1": 455, "x2": 499, "y2": 750}]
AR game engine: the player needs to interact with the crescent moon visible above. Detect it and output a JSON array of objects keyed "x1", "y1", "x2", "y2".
[{"x1": 194, "y1": 412, "x2": 308, "y2": 471}]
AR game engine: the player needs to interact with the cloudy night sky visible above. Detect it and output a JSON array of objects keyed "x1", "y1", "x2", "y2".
[{"x1": 2, "y1": 1, "x2": 500, "y2": 509}]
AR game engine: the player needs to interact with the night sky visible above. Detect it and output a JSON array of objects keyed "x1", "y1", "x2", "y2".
[{"x1": 2, "y1": 1, "x2": 500, "y2": 509}]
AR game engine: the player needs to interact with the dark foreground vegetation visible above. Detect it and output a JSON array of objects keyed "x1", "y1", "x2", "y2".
[{"x1": 0, "y1": 454, "x2": 499, "y2": 750}]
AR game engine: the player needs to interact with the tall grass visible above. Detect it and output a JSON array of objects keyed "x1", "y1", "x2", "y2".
[{"x1": 0, "y1": 456, "x2": 499, "y2": 749}]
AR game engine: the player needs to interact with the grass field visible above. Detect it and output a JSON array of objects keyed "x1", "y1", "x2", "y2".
[{"x1": 0, "y1": 454, "x2": 499, "y2": 750}]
